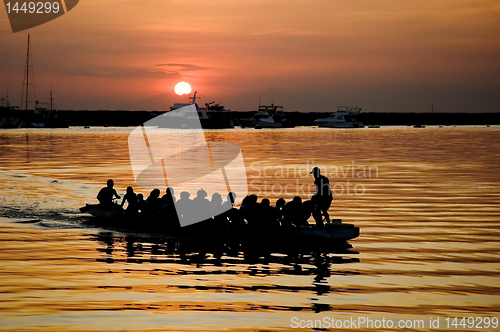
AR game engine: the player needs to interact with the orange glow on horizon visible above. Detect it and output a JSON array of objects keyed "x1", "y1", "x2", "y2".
[{"x1": 1, "y1": 0, "x2": 499, "y2": 112}]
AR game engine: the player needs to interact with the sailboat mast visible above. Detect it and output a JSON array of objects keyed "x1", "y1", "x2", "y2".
[{"x1": 25, "y1": 34, "x2": 30, "y2": 110}]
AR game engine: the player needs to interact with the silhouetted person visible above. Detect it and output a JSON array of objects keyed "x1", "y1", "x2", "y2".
[
  {"x1": 311, "y1": 167, "x2": 333, "y2": 227},
  {"x1": 275, "y1": 198, "x2": 286, "y2": 223},
  {"x1": 137, "y1": 194, "x2": 147, "y2": 213},
  {"x1": 121, "y1": 186, "x2": 138, "y2": 214},
  {"x1": 259, "y1": 198, "x2": 281, "y2": 230},
  {"x1": 226, "y1": 207, "x2": 246, "y2": 232},
  {"x1": 240, "y1": 195, "x2": 251, "y2": 211},
  {"x1": 222, "y1": 192, "x2": 237, "y2": 210},
  {"x1": 162, "y1": 187, "x2": 176, "y2": 203},
  {"x1": 145, "y1": 188, "x2": 163, "y2": 215},
  {"x1": 192, "y1": 189, "x2": 213, "y2": 223},
  {"x1": 240, "y1": 194, "x2": 259, "y2": 227},
  {"x1": 97, "y1": 179, "x2": 120, "y2": 207},
  {"x1": 211, "y1": 192, "x2": 228, "y2": 227},
  {"x1": 211, "y1": 193, "x2": 224, "y2": 216},
  {"x1": 159, "y1": 187, "x2": 179, "y2": 228},
  {"x1": 161, "y1": 187, "x2": 175, "y2": 208},
  {"x1": 175, "y1": 191, "x2": 192, "y2": 221},
  {"x1": 283, "y1": 196, "x2": 308, "y2": 228}
]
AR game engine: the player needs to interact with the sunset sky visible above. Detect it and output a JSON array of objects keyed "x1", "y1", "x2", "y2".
[{"x1": 1, "y1": 0, "x2": 499, "y2": 112}]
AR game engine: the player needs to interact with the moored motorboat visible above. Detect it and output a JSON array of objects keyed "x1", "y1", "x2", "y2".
[
  {"x1": 158, "y1": 92, "x2": 234, "y2": 129},
  {"x1": 238, "y1": 104, "x2": 294, "y2": 129},
  {"x1": 315, "y1": 106, "x2": 364, "y2": 128}
]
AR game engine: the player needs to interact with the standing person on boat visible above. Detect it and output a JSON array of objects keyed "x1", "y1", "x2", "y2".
[
  {"x1": 121, "y1": 186, "x2": 138, "y2": 215},
  {"x1": 310, "y1": 167, "x2": 333, "y2": 226},
  {"x1": 97, "y1": 179, "x2": 120, "y2": 207}
]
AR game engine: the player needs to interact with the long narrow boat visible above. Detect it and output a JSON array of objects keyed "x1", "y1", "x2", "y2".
[{"x1": 80, "y1": 204, "x2": 360, "y2": 253}]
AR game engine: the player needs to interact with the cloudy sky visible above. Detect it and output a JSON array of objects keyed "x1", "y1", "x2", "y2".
[{"x1": 1, "y1": 0, "x2": 499, "y2": 112}]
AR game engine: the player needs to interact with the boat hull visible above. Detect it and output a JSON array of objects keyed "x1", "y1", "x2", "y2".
[
  {"x1": 156, "y1": 114, "x2": 234, "y2": 129},
  {"x1": 315, "y1": 120, "x2": 364, "y2": 128},
  {"x1": 80, "y1": 204, "x2": 360, "y2": 250},
  {"x1": 238, "y1": 119, "x2": 294, "y2": 129},
  {"x1": 0, "y1": 117, "x2": 21, "y2": 128}
]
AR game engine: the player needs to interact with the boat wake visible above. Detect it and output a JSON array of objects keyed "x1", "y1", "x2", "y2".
[{"x1": 0, "y1": 170, "x2": 99, "y2": 228}]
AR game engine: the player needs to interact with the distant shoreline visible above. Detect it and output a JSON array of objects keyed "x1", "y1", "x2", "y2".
[
  {"x1": 54, "y1": 110, "x2": 500, "y2": 127},
  {"x1": 6, "y1": 110, "x2": 498, "y2": 127}
]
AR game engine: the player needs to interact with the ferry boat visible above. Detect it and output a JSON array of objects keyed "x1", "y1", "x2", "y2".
[
  {"x1": 159, "y1": 91, "x2": 234, "y2": 129},
  {"x1": 314, "y1": 106, "x2": 364, "y2": 128},
  {"x1": 238, "y1": 104, "x2": 294, "y2": 129}
]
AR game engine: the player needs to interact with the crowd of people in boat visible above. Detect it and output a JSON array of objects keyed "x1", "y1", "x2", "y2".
[{"x1": 96, "y1": 167, "x2": 334, "y2": 230}]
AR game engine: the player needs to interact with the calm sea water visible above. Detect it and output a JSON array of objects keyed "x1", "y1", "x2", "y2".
[{"x1": 0, "y1": 126, "x2": 499, "y2": 331}]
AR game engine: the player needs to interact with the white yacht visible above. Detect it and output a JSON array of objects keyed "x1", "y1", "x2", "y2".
[
  {"x1": 238, "y1": 104, "x2": 294, "y2": 129},
  {"x1": 159, "y1": 91, "x2": 234, "y2": 129},
  {"x1": 314, "y1": 106, "x2": 364, "y2": 128}
]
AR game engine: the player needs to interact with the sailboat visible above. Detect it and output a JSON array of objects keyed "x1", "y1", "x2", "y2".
[{"x1": 18, "y1": 34, "x2": 66, "y2": 128}]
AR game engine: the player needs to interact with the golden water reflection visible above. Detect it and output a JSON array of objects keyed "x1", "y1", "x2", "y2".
[{"x1": 0, "y1": 126, "x2": 499, "y2": 331}]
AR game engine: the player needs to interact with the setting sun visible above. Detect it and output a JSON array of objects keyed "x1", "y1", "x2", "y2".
[{"x1": 174, "y1": 82, "x2": 191, "y2": 95}]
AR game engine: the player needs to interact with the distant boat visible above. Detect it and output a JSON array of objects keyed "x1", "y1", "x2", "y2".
[
  {"x1": 29, "y1": 108, "x2": 64, "y2": 128},
  {"x1": 413, "y1": 124, "x2": 426, "y2": 128},
  {"x1": 238, "y1": 104, "x2": 294, "y2": 129},
  {"x1": 0, "y1": 97, "x2": 21, "y2": 128},
  {"x1": 314, "y1": 106, "x2": 364, "y2": 128},
  {"x1": 17, "y1": 34, "x2": 67, "y2": 128},
  {"x1": 159, "y1": 91, "x2": 234, "y2": 129},
  {"x1": 202, "y1": 101, "x2": 235, "y2": 128},
  {"x1": 28, "y1": 95, "x2": 67, "y2": 128}
]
